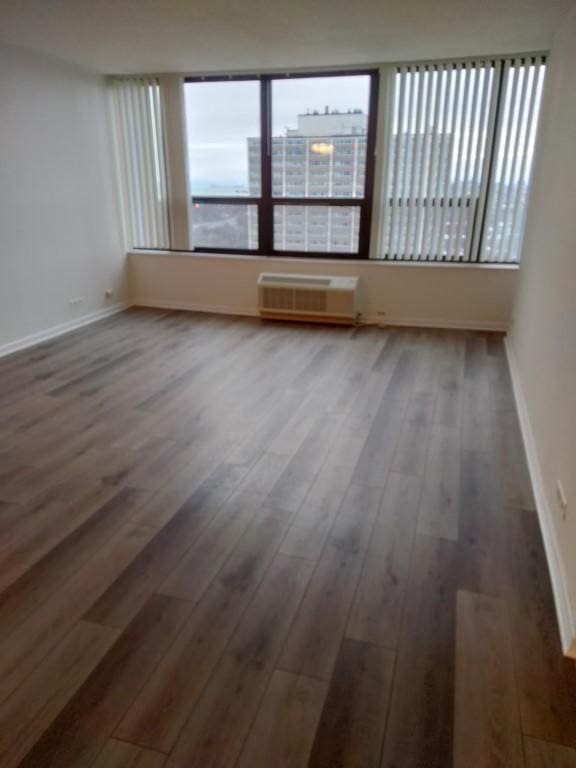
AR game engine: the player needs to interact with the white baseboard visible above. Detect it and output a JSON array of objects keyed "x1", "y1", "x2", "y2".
[
  {"x1": 363, "y1": 315, "x2": 508, "y2": 332},
  {"x1": 134, "y1": 299, "x2": 508, "y2": 332},
  {"x1": 0, "y1": 303, "x2": 129, "y2": 359},
  {"x1": 133, "y1": 298, "x2": 260, "y2": 319},
  {"x1": 505, "y1": 337, "x2": 576, "y2": 657}
]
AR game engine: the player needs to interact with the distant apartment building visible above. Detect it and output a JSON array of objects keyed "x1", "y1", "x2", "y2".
[{"x1": 247, "y1": 108, "x2": 368, "y2": 252}]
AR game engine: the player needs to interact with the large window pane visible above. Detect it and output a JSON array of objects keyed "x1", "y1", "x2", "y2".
[
  {"x1": 191, "y1": 203, "x2": 258, "y2": 249},
  {"x1": 185, "y1": 81, "x2": 261, "y2": 197},
  {"x1": 274, "y1": 205, "x2": 360, "y2": 253},
  {"x1": 271, "y1": 76, "x2": 371, "y2": 199}
]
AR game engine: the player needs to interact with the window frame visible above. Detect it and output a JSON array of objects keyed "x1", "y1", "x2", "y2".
[{"x1": 184, "y1": 69, "x2": 380, "y2": 260}]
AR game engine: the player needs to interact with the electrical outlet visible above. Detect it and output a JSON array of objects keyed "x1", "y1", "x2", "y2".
[{"x1": 557, "y1": 479, "x2": 568, "y2": 520}]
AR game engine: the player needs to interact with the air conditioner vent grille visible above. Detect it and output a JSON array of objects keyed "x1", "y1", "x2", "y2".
[
  {"x1": 293, "y1": 289, "x2": 327, "y2": 313},
  {"x1": 262, "y1": 286, "x2": 293, "y2": 311}
]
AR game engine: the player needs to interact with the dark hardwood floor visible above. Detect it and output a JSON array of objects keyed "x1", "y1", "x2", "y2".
[{"x1": 0, "y1": 308, "x2": 575, "y2": 767}]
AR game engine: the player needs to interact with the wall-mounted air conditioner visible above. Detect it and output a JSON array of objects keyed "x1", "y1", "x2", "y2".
[{"x1": 257, "y1": 273, "x2": 359, "y2": 325}]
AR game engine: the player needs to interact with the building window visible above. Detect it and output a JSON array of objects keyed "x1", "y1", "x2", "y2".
[{"x1": 183, "y1": 71, "x2": 378, "y2": 258}]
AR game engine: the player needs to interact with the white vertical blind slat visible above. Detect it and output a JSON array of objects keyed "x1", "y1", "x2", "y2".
[
  {"x1": 435, "y1": 63, "x2": 464, "y2": 260},
  {"x1": 112, "y1": 86, "x2": 136, "y2": 247},
  {"x1": 135, "y1": 78, "x2": 157, "y2": 247},
  {"x1": 408, "y1": 66, "x2": 429, "y2": 258},
  {"x1": 446, "y1": 62, "x2": 471, "y2": 260},
  {"x1": 404, "y1": 66, "x2": 428, "y2": 259},
  {"x1": 385, "y1": 68, "x2": 406, "y2": 258},
  {"x1": 397, "y1": 67, "x2": 417, "y2": 258},
  {"x1": 151, "y1": 81, "x2": 170, "y2": 246},
  {"x1": 429, "y1": 65, "x2": 453, "y2": 261},
  {"x1": 125, "y1": 82, "x2": 146, "y2": 246},
  {"x1": 414, "y1": 66, "x2": 440, "y2": 258}
]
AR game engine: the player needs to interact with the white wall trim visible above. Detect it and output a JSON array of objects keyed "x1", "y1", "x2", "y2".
[
  {"x1": 0, "y1": 303, "x2": 129, "y2": 360},
  {"x1": 364, "y1": 315, "x2": 508, "y2": 331},
  {"x1": 129, "y1": 249, "x2": 519, "y2": 271},
  {"x1": 133, "y1": 298, "x2": 508, "y2": 332},
  {"x1": 133, "y1": 299, "x2": 260, "y2": 319},
  {"x1": 505, "y1": 336, "x2": 576, "y2": 657}
]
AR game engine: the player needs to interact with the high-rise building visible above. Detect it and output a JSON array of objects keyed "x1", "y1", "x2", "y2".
[{"x1": 247, "y1": 108, "x2": 368, "y2": 252}]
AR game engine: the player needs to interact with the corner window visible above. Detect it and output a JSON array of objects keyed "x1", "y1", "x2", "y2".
[{"x1": 111, "y1": 56, "x2": 546, "y2": 263}]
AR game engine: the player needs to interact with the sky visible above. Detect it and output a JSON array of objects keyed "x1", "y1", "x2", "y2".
[{"x1": 184, "y1": 75, "x2": 370, "y2": 192}]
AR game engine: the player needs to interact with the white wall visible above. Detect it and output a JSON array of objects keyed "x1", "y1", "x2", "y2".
[
  {"x1": 130, "y1": 251, "x2": 518, "y2": 331},
  {"x1": 507, "y1": 8, "x2": 576, "y2": 655},
  {"x1": 0, "y1": 42, "x2": 125, "y2": 354}
]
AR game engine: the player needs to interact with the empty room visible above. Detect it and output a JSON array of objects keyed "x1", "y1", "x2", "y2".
[{"x1": 1, "y1": 0, "x2": 576, "y2": 765}]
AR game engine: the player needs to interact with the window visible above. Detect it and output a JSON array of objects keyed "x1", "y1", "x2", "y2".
[
  {"x1": 378, "y1": 55, "x2": 546, "y2": 263},
  {"x1": 185, "y1": 79, "x2": 261, "y2": 250},
  {"x1": 111, "y1": 56, "x2": 545, "y2": 263},
  {"x1": 183, "y1": 72, "x2": 378, "y2": 257},
  {"x1": 191, "y1": 203, "x2": 258, "y2": 250},
  {"x1": 270, "y1": 75, "x2": 373, "y2": 254}
]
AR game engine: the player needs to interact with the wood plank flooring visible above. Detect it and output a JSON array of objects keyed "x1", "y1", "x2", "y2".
[{"x1": 0, "y1": 307, "x2": 575, "y2": 767}]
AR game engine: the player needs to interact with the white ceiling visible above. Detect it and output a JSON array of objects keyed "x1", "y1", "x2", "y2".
[{"x1": 0, "y1": 0, "x2": 570, "y2": 75}]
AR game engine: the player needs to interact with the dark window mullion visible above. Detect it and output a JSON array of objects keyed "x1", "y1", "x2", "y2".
[
  {"x1": 359, "y1": 70, "x2": 380, "y2": 258},
  {"x1": 191, "y1": 197, "x2": 261, "y2": 205},
  {"x1": 271, "y1": 197, "x2": 365, "y2": 207},
  {"x1": 260, "y1": 76, "x2": 273, "y2": 255}
]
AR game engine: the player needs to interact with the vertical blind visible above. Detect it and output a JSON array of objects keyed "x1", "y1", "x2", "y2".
[
  {"x1": 110, "y1": 77, "x2": 170, "y2": 249},
  {"x1": 379, "y1": 55, "x2": 546, "y2": 263},
  {"x1": 480, "y1": 56, "x2": 547, "y2": 263}
]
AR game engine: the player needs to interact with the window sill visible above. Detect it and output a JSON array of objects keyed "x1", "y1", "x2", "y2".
[{"x1": 129, "y1": 249, "x2": 519, "y2": 270}]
